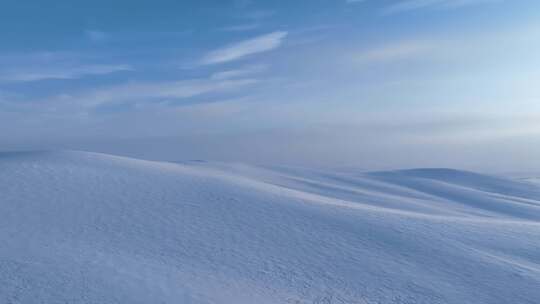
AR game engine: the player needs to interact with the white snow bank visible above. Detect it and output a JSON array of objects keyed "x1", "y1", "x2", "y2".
[{"x1": 1, "y1": 151, "x2": 539, "y2": 303}]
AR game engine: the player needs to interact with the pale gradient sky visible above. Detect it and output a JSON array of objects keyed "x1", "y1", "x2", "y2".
[{"x1": 1, "y1": 0, "x2": 539, "y2": 172}]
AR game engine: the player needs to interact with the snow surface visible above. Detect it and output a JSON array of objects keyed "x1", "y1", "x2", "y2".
[{"x1": 1, "y1": 151, "x2": 539, "y2": 304}]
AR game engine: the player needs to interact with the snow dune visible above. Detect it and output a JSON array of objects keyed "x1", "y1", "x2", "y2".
[{"x1": 1, "y1": 151, "x2": 539, "y2": 303}]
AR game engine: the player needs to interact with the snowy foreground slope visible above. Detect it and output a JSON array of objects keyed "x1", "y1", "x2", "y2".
[{"x1": 1, "y1": 151, "x2": 540, "y2": 304}]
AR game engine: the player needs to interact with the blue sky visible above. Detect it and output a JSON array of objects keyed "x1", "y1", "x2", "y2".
[{"x1": 1, "y1": 0, "x2": 539, "y2": 171}]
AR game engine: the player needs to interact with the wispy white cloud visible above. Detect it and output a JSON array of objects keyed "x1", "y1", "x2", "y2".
[
  {"x1": 219, "y1": 23, "x2": 260, "y2": 32},
  {"x1": 383, "y1": 0, "x2": 502, "y2": 14},
  {"x1": 243, "y1": 10, "x2": 275, "y2": 21},
  {"x1": 85, "y1": 30, "x2": 108, "y2": 42},
  {"x1": 352, "y1": 40, "x2": 436, "y2": 64},
  {"x1": 201, "y1": 31, "x2": 287, "y2": 65},
  {"x1": 62, "y1": 78, "x2": 258, "y2": 108},
  {"x1": 0, "y1": 50, "x2": 134, "y2": 83},
  {"x1": 210, "y1": 64, "x2": 267, "y2": 80},
  {"x1": 350, "y1": 21, "x2": 539, "y2": 66},
  {"x1": 9, "y1": 75, "x2": 258, "y2": 115},
  {"x1": 234, "y1": 0, "x2": 253, "y2": 9},
  {"x1": 0, "y1": 64, "x2": 133, "y2": 82}
]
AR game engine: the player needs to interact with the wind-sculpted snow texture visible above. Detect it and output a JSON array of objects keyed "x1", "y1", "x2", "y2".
[{"x1": 1, "y1": 151, "x2": 539, "y2": 304}]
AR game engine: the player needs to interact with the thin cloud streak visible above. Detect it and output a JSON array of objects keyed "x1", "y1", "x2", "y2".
[
  {"x1": 352, "y1": 41, "x2": 436, "y2": 64},
  {"x1": 383, "y1": 0, "x2": 502, "y2": 14},
  {"x1": 210, "y1": 64, "x2": 267, "y2": 80},
  {"x1": 219, "y1": 23, "x2": 260, "y2": 32},
  {"x1": 0, "y1": 64, "x2": 133, "y2": 82},
  {"x1": 5, "y1": 77, "x2": 259, "y2": 115},
  {"x1": 85, "y1": 30, "x2": 108, "y2": 42},
  {"x1": 201, "y1": 31, "x2": 287, "y2": 65}
]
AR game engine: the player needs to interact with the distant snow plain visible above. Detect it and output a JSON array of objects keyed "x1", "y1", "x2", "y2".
[{"x1": 1, "y1": 151, "x2": 539, "y2": 303}]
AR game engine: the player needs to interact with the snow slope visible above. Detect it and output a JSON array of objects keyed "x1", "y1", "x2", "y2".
[{"x1": 1, "y1": 151, "x2": 539, "y2": 304}]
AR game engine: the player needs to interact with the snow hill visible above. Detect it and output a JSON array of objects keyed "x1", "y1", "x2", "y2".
[{"x1": 1, "y1": 151, "x2": 539, "y2": 304}]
